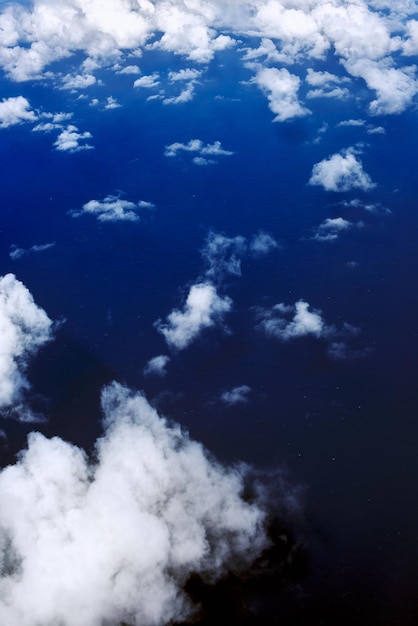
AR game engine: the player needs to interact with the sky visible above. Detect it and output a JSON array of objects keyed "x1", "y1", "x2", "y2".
[{"x1": 0, "y1": 0, "x2": 418, "y2": 624}]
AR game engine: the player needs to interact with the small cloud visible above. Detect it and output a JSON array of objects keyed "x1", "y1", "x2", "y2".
[
  {"x1": 54, "y1": 125, "x2": 93, "y2": 152},
  {"x1": 133, "y1": 73, "x2": 160, "y2": 88},
  {"x1": 250, "y1": 231, "x2": 279, "y2": 255},
  {"x1": 118, "y1": 64, "x2": 141, "y2": 75},
  {"x1": 311, "y1": 217, "x2": 353, "y2": 242},
  {"x1": 104, "y1": 96, "x2": 121, "y2": 109},
  {"x1": 72, "y1": 194, "x2": 150, "y2": 222},
  {"x1": 220, "y1": 385, "x2": 252, "y2": 406},
  {"x1": 144, "y1": 355, "x2": 170, "y2": 377},
  {"x1": 155, "y1": 282, "x2": 232, "y2": 350},
  {"x1": 61, "y1": 73, "x2": 97, "y2": 90},
  {"x1": 0, "y1": 96, "x2": 37, "y2": 128},
  {"x1": 201, "y1": 231, "x2": 247, "y2": 278},
  {"x1": 259, "y1": 300, "x2": 325, "y2": 341},
  {"x1": 10, "y1": 243, "x2": 55, "y2": 260},
  {"x1": 164, "y1": 139, "x2": 234, "y2": 161},
  {"x1": 309, "y1": 147, "x2": 376, "y2": 192},
  {"x1": 168, "y1": 68, "x2": 202, "y2": 82}
]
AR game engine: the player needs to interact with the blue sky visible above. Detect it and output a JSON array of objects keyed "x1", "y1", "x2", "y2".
[{"x1": 0, "y1": 1, "x2": 417, "y2": 624}]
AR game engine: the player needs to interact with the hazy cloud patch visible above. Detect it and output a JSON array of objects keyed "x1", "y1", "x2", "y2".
[
  {"x1": 144, "y1": 355, "x2": 170, "y2": 377},
  {"x1": 220, "y1": 385, "x2": 252, "y2": 406}
]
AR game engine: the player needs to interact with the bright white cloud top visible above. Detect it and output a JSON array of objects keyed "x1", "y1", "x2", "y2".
[
  {"x1": 250, "y1": 67, "x2": 310, "y2": 122},
  {"x1": 54, "y1": 125, "x2": 93, "y2": 152},
  {"x1": 0, "y1": 273, "x2": 53, "y2": 408},
  {"x1": 309, "y1": 148, "x2": 376, "y2": 192},
  {"x1": 0, "y1": 96, "x2": 36, "y2": 127},
  {"x1": 260, "y1": 300, "x2": 325, "y2": 341},
  {"x1": 0, "y1": 382, "x2": 275, "y2": 626},
  {"x1": 72, "y1": 195, "x2": 154, "y2": 222},
  {"x1": 156, "y1": 283, "x2": 232, "y2": 350}
]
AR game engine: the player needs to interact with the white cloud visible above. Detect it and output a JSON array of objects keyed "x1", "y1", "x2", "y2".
[
  {"x1": 104, "y1": 96, "x2": 120, "y2": 109},
  {"x1": 10, "y1": 243, "x2": 55, "y2": 260},
  {"x1": 311, "y1": 217, "x2": 353, "y2": 242},
  {"x1": 72, "y1": 194, "x2": 152, "y2": 222},
  {"x1": 164, "y1": 138, "x2": 234, "y2": 161},
  {"x1": 155, "y1": 282, "x2": 232, "y2": 350},
  {"x1": 144, "y1": 355, "x2": 170, "y2": 377},
  {"x1": 306, "y1": 86, "x2": 350, "y2": 100},
  {"x1": 0, "y1": 96, "x2": 36, "y2": 128},
  {"x1": 259, "y1": 300, "x2": 325, "y2": 341},
  {"x1": 117, "y1": 64, "x2": 141, "y2": 74},
  {"x1": 309, "y1": 148, "x2": 376, "y2": 192},
  {"x1": 220, "y1": 385, "x2": 252, "y2": 406},
  {"x1": 0, "y1": 381, "x2": 280, "y2": 626},
  {"x1": 250, "y1": 67, "x2": 310, "y2": 122},
  {"x1": 54, "y1": 124, "x2": 93, "y2": 152},
  {"x1": 133, "y1": 73, "x2": 160, "y2": 88},
  {"x1": 0, "y1": 273, "x2": 53, "y2": 409},
  {"x1": 168, "y1": 68, "x2": 202, "y2": 82},
  {"x1": 61, "y1": 73, "x2": 96, "y2": 90}
]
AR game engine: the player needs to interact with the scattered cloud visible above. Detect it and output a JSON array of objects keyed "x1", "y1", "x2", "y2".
[
  {"x1": 10, "y1": 243, "x2": 55, "y2": 260},
  {"x1": 309, "y1": 147, "x2": 376, "y2": 192},
  {"x1": 61, "y1": 73, "x2": 97, "y2": 90},
  {"x1": 54, "y1": 125, "x2": 93, "y2": 152},
  {"x1": 259, "y1": 300, "x2": 325, "y2": 341},
  {"x1": 117, "y1": 64, "x2": 141, "y2": 75},
  {"x1": 250, "y1": 231, "x2": 279, "y2": 255},
  {"x1": 164, "y1": 139, "x2": 234, "y2": 163},
  {"x1": 202, "y1": 231, "x2": 247, "y2": 279},
  {"x1": 71, "y1": 194, "x2": 153, "y2": 222},
  {"x1": 220, "y1": 385, "x2": 252, "y2": 406},
  {"x1": 0, "y1": 381, "x2": 284, "y2": 626},
  {"x1": 0, "y1": 96, "x2": 37, "y2": 128},
  {"x1": 133, "y1": 73, "x2": 160, "y2": 89},
  {"x1": 144, "y1": 355, "x2": 170, "y2": 377},
  {"x1": 0, "y1": 273, "x2": 53, "y2": 409},
  {"x1": 155, "y1": 283, "x2": 232, "y2": 350},
  {"x1": 311, "y1": 217, "x2": 354, "y2": 242}
]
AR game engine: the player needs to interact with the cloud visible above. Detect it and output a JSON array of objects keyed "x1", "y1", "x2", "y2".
[
  {"x1": 155, "y1": 283, "x2": 232, "y2": 350},
  {"x1": 0, "y1": 381, "x2": 286, "y2": 626},
  {"x1": 71, "y1": 195, "x2": 152, "y2": 222},
  {"x1": 250, "y1": 66, "x2": 310, "y2": 122},
  {"x1": 144, "y1": 355, "x2": 170, "y2": 377},
  {"x1": 164, "y1": 138, "x2": 234, "y2": 161},
  {"x1": 202, "y1": 231, "x2": 247, "y2": 279},
  {"x1": 133, "y1": 73, "x2": 160, "y2": 88},
  {"x1": 0, "y1": 273, "x2": 53, "y2": 409},
  {"x1": 10, "y1": 243, "x2": 55, "y2": 260},
  {"x1": 309, "y1": 148, "x2": 376, "y2": 192},
  {"x1": 0, "y1": 96, "x2": 37, "y2": 128},
  {"x1": 220, "y1": 385, "x2": 252, "y2": 406},
  {"x1": 311, "y1": 217, "x2": 353, "y2": 242},
  {"x1": 250, "y1": 231, "x2": 279, "y2": 255},
  {"x1": 54, "y1": 125, "x2": 93, "y2": 152},
  {"x1": 61, "y1": 73, "x2": 97, "y2": 90},
  {"x1": 259, "y1": 300, "x2": 325, "y2": 341}
]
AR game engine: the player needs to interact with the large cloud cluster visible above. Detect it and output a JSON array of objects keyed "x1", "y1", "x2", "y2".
[
  {"x1": 0, "y1": 1, "x2": 416, "y2": 116},
  {"x1": 0, "y1": 382, "x2": 280, "y2": 626}
]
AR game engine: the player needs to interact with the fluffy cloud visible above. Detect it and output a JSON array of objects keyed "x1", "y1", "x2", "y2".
[
  {"x1": 259, "y1": 300, "x2": 325, "y2": 341},
  {"x1": 144, "y1": 354, "x2": 170, "y2": 377},
  {"x1": 54, "y1": 124, "x2": 93, "y2": 152},
  {"x1": 0, "y1": 96, "x2": 37, "y2": 128},
  {"x1": 164, "y1": 138, "x2": 234, "y2": 164},
  {"x1": 250, "y1": 67, "x2": 310, "y2": 122},
  {"x1": 71, "y1": 195, "x2": 153, "y2": 222},
  {"x1": 220, "y1": 385, "x2": 252, "y2": 406},
  {"x1": 133, "y1": 72, "x2": 160, "y2": 89},
  {"x1": 155, "y1": 283, "x2": 232, "y2": 350},
  {"x1": 0, "y1": 382, "x2": 286, "y2": 626},
  {"x1": 309, "y1": 148, "x2": 376, "y2": 192},
  {"x1": 0, "y1": 273, "x2": 53, "y2": 409}
]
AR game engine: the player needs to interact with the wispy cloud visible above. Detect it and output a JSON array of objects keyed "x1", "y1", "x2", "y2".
[
  {"x1": 143, "y1": 355, "x2": 170, "y2": 377},
  {"x1": 72, "y1": 194, "x2": 154, "y2": 222},
  {"x1": 10, "y1": 243, "x2": 55, "y2": 260},
  {"x1": 220, "y1": 385, "x2": 252, "y2": 406},
  {"x1": 164, "y1": 139, "x2": 234, "y2": 164}
]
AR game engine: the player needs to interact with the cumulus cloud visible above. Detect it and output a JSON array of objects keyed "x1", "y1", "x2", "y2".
[
  {"x1": 10, "y1": 243, "x2": 55, "y2": 260},
  {"x1": 309, "y1": 148, "x2": 376, "y2": 192},
  {"x1": 164, "y1": 138, "x2": 234, "y2": 163},
  {"x1": 0, "y1": 381, "x2": 290, "y2": 626},
  {"x1": 155, "y1": 283, "x2": 232, "y2": 350},
  {"x1": 133, "y1": 73, "x2": 160, "y2": 89},
  {"x1": 144, "y1": 354, "x2": 170, "y2": 377},
  {"x1": 54, "y1": 124, "x2": 93, "y2": 152},
  {"x1": 0, "y1": 273, "x2": 53, "y2": 409},
  {"x1": 202, "y1": 231, "x2": 247, "y2": 279},
  {"x1": 250, "y1": 66, "x2": 310, "y2": 122},
  {"x1": 311, "y1": 217, "x2": 354, "y2": 242},
  {"x1": 61, "y1": 73, "x2": 97, "y2": 90},
  {"x1": 71, "y1": 194, "x2": 153, "y2": 222},
  {"x1": 259, "y1": 300, "x2": 325, "y2": 341},
  {"x1": 220, "y1": 385, "x2": 252, "y2": 406},
  {"x1": 0, "y1": 96, "x2": 37, "y2": 128}
]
